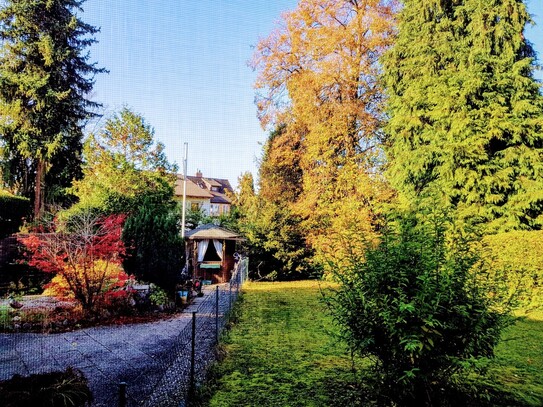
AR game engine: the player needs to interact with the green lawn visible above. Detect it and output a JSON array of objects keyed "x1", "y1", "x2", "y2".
[
  {"x1": 198, "y1": 281, "x2": 543, "y2": 407},
  {"x1": 489, "y1": 309, "x2": 543, "y2": 405}
]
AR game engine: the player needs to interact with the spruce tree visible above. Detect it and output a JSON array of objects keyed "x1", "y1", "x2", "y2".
[
  {"x1": 0, "y1": 0, "x2": 104, "y2": 218},
  {"x1": 383, "y1": 0, "x2": 543, "y2": 232}
]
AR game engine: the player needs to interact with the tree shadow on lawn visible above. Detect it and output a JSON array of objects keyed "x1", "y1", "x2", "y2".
[
  {"x1": 323, "y1": 314, "x2": 543, "y2": 407},
  {"x1": 322, "y1": 366, "x2": 538, "y2": 407}
]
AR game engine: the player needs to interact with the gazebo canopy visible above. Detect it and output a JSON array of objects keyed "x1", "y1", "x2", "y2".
[{"x1": 185, "y1": 224, "x2": 244, "y2": 241}]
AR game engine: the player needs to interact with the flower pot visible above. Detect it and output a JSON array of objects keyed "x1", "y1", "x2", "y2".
[{"x1": 178, "y1": 290, "x2": 189, "y2": 304}]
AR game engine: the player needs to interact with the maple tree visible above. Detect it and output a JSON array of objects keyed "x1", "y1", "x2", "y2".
[
  {"x1": 63, "y1": 108, "x2": 182, "y2": 290},
  {"x1": 20, "y1": 212, "x2": 129, "y2": 313},
  {"x1": 251, "y1": 0, "x2": 397, "y2": 268}
]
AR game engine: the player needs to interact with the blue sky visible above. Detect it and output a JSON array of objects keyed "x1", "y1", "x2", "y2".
[{"x1": 83, "y1": 0, "x2": 543, "y2": 189}]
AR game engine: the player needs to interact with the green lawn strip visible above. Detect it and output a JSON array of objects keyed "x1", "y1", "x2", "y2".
[{"x1": 200, "y1": 281, "x2": 362, "y2": 407}]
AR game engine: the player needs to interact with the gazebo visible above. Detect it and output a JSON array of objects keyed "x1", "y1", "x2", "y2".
[{"x1": 184, "y1": 224, "x2": 244, "y2": 283}]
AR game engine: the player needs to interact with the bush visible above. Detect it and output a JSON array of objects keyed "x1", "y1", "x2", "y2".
[
  {"x1": 0, "y1": 367, "x2": 92, "y2": 407},
  {"x1": 328, "y1": 215, "x2": 514, "y2": 406},
  {"x1": 122, "y1": 196, "x2": 183, "y2": 291},
  {"x1": 19, "y1": 213, "x2": 129, "y2": 315},
  {"x1": 148, "y1": 285, "x2": 170, "y2": 307},
  {"x1": 0, "y1": 191, "x2": 30, "y2": 238},
  {"x1": 480, "y1": 230, "x2": 543, "y2": 310}
]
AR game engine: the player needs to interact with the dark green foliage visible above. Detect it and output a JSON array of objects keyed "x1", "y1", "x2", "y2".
[
  {"x1": 0, "y1": 367, "x2": 92, "y2": 407},
  {"x1": 122, "y1": 196, "x2": 183, "y2": 291},
  {"x1": 244, "y1": 203, "x2": 312, "y2": 281},
  {"x1": 0, "y1": 191, "x2": 30, "y2": 237},
  {"x1": 59, "y1": 109, "x2": 181, "y2": 290},
  {"x1": 0, "y1": 0, "x2": 105, "y2": 217},
  {"x1": 184, "y1": 207, "x2": 237, "y2": 231},
  {"x1": 329, "y1": 215, "x2": 514, "y2": 405},
  {"x1": 383, "y1": 0, "x2": 543, "y2": 232},
  {"x1": 480, "y1": 230, "x2": 543, "y2": 309},
  {"x1": 233, "y1": 125, "x2": 314, "y2": 281},
  {"x1": 233, "y1": 171, "x2": 313, "y2": 281}
]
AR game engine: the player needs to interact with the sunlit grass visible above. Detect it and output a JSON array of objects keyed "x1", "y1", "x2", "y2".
[
  {"x1": 198, "y1": 281, "x2": 543, "y2": 406},
  {"x1": 488, "y1": 309, "x2": 543, "y2": 405},
  {"x1": 198, "y1": 280, "x2": 364, "y2": 407}
]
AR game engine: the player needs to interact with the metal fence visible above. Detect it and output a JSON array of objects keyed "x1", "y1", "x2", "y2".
[{"x1": 0, "y1": 257, "x2": 249, "y2": 407}]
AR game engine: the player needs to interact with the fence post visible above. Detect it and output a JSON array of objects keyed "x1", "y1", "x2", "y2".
[
  {"x1": 118, "y1": 382, "x2": 127, "y2": 407},
  {"x1": 215, "y1": 285, "x2": 219, "y2": 344},
  {"x1": 228, "y1": 281, "x2": 232, "y2": 311},
  {"x1": 189, "y1": 311, "x2": 196, "y2": 400}
]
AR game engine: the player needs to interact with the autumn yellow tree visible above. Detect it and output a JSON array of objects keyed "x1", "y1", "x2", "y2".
[{"x1": 252, "y1": 0, "x2": 397, "y2": 268}]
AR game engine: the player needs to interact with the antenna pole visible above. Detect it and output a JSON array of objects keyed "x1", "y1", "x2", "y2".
[{"x1": 181, "y1": 142, "x2": 188, "y2": 239}]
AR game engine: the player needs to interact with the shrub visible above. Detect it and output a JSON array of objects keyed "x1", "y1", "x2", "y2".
[
  {"x1": 122, "y1": 196, "x2": 183, "y2": 291},
  {"x1": 328, "y1": 215, "x2": 514, "y2": 406},
  {"x1": 19, "y1": 212, "x2": 129, "y2": 315},
  {"x1": 0, "y1": 367, "x2": 92, "y2": 407},
  {"x1": 0, "y1": 191, "x2": 30, "y2": 238},
  {"x1": 479, "y1": 230, "x2": 543, "y2": 310},
  {"x1": 148, "y1": 285, "x2": 170, "y2": 307}
]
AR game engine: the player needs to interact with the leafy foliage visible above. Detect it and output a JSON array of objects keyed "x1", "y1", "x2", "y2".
[
  {"x1": 328, "y1": 214, "x2": 514, "y2": 405},
  {"x1": 60, "y1": 108, "x2": 182, "y2": 290},
  {"x1": 233, "y1": 171, "x2": 312, "y2": 280},
  {"x1": 20, "y1": 212, "x2": 129, "y2": 314},
  {"x1": 251, "y1": 0, "x2": 397, "y2": 271},
  {"x1": 66, "y1": 107, "x2": 176, "y2": 216},
  {"x1": 479, "y1": 230, "x2": 543, "y2": 310},
  {"x1": 0, "y1": 0, "x2": 105, "y2": 217},
  {"x1": 383, "y1": 0, "x2": 543, "y2": 232},
  {"x1": 122, "y1": 196, "x2": 183, "y2": 291}
]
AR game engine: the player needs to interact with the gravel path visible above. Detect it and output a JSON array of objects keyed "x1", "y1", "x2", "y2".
[{"x1": 0, "y1": 284, "x2": 234, "y2": 407}]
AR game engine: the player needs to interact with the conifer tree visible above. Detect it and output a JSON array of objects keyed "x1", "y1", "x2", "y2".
[
  {"x1": 383, "y1": 0, "x2": 543, "y2": 232},
  {"x1": 0, "y1": 0, "x2": 104, "y2": 218}
]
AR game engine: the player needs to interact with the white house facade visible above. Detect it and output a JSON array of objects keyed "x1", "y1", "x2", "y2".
[{"x1": 174, "y1": 171, "x2": 233, "y2": 217}]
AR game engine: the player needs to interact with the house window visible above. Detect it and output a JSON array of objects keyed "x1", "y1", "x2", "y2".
[
  {"x1": 191, "y1": 202, "x2": 200, "y2": 211},
  {"x1": 210, "y1": 204, "x2": 219, "y2": 216}
]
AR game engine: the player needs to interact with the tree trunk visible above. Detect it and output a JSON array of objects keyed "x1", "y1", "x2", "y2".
[{"x1": 33, "y1": 159, "x2": 44, "y2": 220}]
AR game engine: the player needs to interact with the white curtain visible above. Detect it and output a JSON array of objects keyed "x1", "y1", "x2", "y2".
[
  {"x1": 213, "y1": 239, "x2": 223, "y2": 260},
  {"x1": 197, "y1": 239, "x2": 209, "y2": 262}
]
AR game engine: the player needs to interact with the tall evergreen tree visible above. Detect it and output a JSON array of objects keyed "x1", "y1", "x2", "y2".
[
  {"x1": 0, "y1": 0, "x2": 104, "y2": 218},
  {"x1": 383, "y1": 0, "x2": 543, "y2": 232}
]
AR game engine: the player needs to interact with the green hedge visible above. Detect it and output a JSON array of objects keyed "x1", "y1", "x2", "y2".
[
  {"x1": 481, "y1": 230, "x2": 543, "y2": 310},
  {"x1": 0, "y1": 191, "x2": 30, "y2": 237}
]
